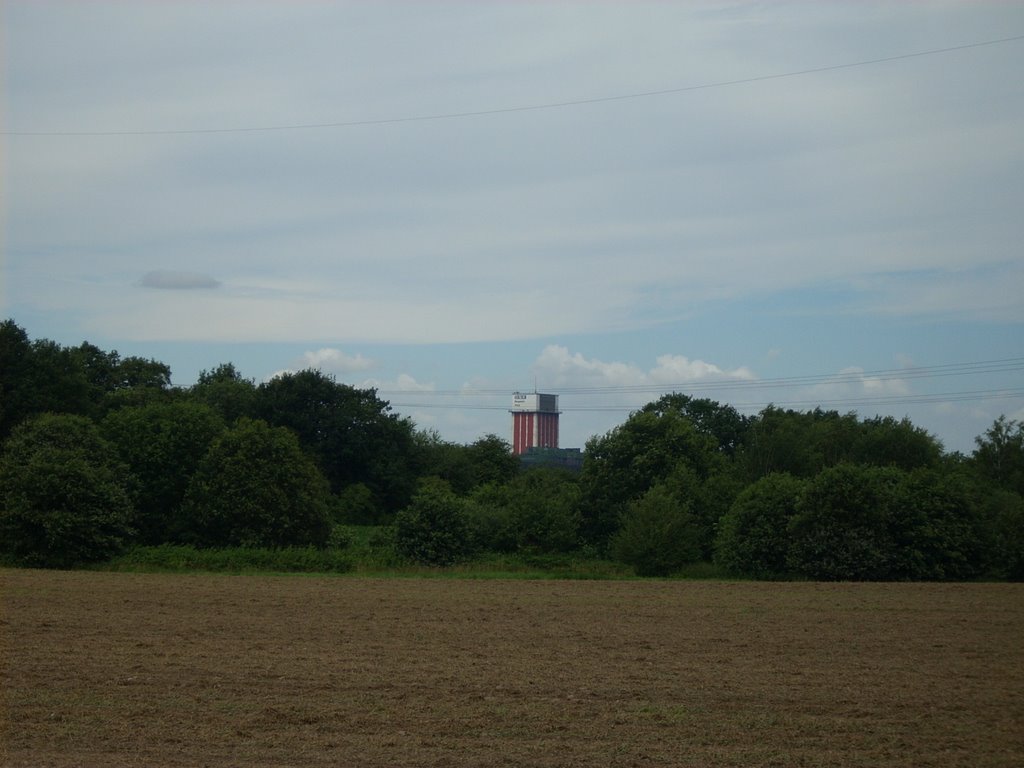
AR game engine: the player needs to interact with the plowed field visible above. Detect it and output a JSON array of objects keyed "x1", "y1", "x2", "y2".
[{"x1": 1, "y1": 570, "x2": 1021, "y2": 767}]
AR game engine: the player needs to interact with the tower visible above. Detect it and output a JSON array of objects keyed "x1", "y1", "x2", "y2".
[{"x1": 510, "y1": 392, "x2": 560, "y2": 455}]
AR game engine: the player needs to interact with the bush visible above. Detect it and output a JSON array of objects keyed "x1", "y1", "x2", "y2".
[
  {"x1": 0, "y1": 413, "x2": 134, "y2": 567},
  {"x1": 469, "y1": 469, "x2": 581, "y2": 554},
  {"x1": 787, "y1": 463, "x2": 904, "y2": 580},
  {"x1": 106, "y1": 544, "x2": 353, "y2": 573},
  {"x1": 101, "y1": 400, "x2": 225, "y2": 544},
  {"x1": 715, "y1": 473, "x2": 805, "y2": 578},
  {"x1": 180, "y1": 418, "x2": 332, "y2": 548},
  {"x1": 610, "y1": 483, "x2": 701, "y2": 576},
  {"x1": 393, "y1": 478, "x2": 471, "y2": 566}
]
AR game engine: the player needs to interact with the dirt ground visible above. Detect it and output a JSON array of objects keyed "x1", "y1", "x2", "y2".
[{"x1": 1, "y1": 571, "x2": 1021, "y2": 767}]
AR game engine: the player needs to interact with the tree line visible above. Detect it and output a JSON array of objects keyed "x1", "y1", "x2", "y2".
[{"x1": 1, "y1": 319, "x2": 1021, "y2": 579}]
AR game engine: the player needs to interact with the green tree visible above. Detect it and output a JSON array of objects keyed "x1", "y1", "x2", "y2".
[
  {"x1": 190, "y1": 363, "x2": 258, "y2": 424},
  {"x1": 256, "y1": 370, "x2": 418, "y2": 515},
  {"x1": 180, "y1": 418, "x2": 332, "y2": 548},
  {"x1": 469, "y1": 468, "x2": 581, "y2": 554},
  {"x1": 580, "y1": 407, "x2": 720, "y2": 547},
  {"x1": 715, "y1": 473, "x2": 806, "y2": 578},
  {"x1": 888, "y1": 468, "x2": 989, "y2": 580},
  {"x1": 641, "y1": 394, "x2": 750, "y2": 456},
  {"x1": 787, "y1": 463, "x2": 905, "y2": 580},
  {"x1": 101, "y1": 401, "x2": 225, "y2": 544},
  {"x1": 609, "y1": 483, "x2": 701, "y2": 576},
  {"x1": 0, "y1": 413, "x2": 133, "y2": 567},
  {"x1": 393, "y1": 478, "x2": 471, "y2": 566},
  {"x1": 0, "y1": 321, "x2": 91, "y2": 438},
  {"x1": 972, "y1": 416, "x2": 1024, "y2": 496},
  {"x1": 982, "y1": 490, "x2": 1024, "y2": 580},
  {"x1": 851, "y1": 416, "x2": 944, "y2": 471}
]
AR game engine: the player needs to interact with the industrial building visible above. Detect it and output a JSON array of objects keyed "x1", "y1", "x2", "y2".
[{"x1": 510, "y1": 392, "x2": 560, "y2": 455}]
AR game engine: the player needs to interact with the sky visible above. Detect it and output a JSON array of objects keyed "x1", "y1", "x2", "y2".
[{"x1": 3, "y1": 1, "x2": 1023, "y2": 454}]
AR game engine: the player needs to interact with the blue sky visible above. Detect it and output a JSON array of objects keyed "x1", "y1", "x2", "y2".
[{"x1": 3, "y1": 2, "x2": 1023, "y2": 454}]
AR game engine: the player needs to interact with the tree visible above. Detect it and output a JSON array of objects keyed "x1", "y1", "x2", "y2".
[
  {"x1": 393, "y1": 478, "x2": 471, "y2": 566},
  {"x1": 610, "y1": 483, "x2": 701, "y2": 576},
  {"x1": 101, "y1": 401, "x2": 225, "y2": 544},
  {"x1": 888, "y1": 468, "x2": 990, "y2": 580},
  {"x1": 413, "y1": 431, "x2": 518, "y2": 496},
  {"x1": 787, "y1": 463, "x2": 905, "y2": 581},
  {"x1": 851, "y1": 416, "x2": 944, "y2": 471},
  {"x1": 256, "y1": 370, "x2": 419, "y2": 515},
  {"x1": 0, "y1": 413, "x2": 133, "y2": 567},
  {"x1": 982, "y1": 490, "x2": 1024, "y2": 580},
  {"x1": 179, "y1": 418, "x2": 332, "y2": 548},
  {"x1": 469, "y1": 468, "x2": 581, "y2": 554},
  {"x1": 973, "y1": 416, "x2": 1024, "y2": 496},
  {"x1": 580, "y1": 407, "x2": 720, "y2": 547},
  {"x1": 641, "y1": 394, "x2": 750, "y2": 456},
  {"x1": 715, "y1": 473, "x2": 806, "y2": 578},
  {"x1": 190, "y1": 363, "x2": 258, "y2": 424},
  {"x1": 0, "y1": 321, "x2": 91, "y2": 438}
]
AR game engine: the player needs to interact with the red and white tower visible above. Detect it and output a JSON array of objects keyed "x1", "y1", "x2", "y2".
[{"x1": 510, "y1": 392, "x2": 560, "y2": 455}]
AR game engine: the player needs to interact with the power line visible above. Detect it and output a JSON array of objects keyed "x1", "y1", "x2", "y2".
[
  {"x1": 375, "y1": 357, "x2": 1024, "y2": 398},
  {"x1": 388, "y1": 387, "x2": 1024, "y2": 414},
  {"x1": 6, "y1": 34, "x2": 1023, "y2": 137},
  {"x1": 379, "y1": 357, "x2": 1024, "y2": 416}
]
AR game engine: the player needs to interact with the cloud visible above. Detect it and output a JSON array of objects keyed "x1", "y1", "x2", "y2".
[
  {"x1": 298, "y1": 348, "x2": 374, "y2": 374},
  {"x1": 265, "y1": 347, "x2": 376, "y2": 382},
  {"x1": 360, "y1": 372, "x2": 434, "y2": 393},
  {"x1": 532, "y1": 345, "x2": 753, "y2": 392},
  {"x1": 802, "y1": 367, "x2": 911, "y2": 405},
  {"x1": 139, "y1": 271, "x2": 221, "y2": 290}
]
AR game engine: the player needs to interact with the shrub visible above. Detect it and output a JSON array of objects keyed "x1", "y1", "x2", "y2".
[
  {"x1": 610, "y1": 483, "x2": 701, "y2": 577},
  {"x1": 787, "y1": 463, "x2": 904, "y2": 580},
  {"x1": 180, "y1": 418, "x2": 332, "y2": 548},
  {"x1": 0, "y1": 413, "x2": 134, "y2": 567},
  {"x1": 715, "y1": 473, "x2": 805, "y2": 578},
  {"x1": 393, "y1": 478, "x2": 471, "y2": 565}
]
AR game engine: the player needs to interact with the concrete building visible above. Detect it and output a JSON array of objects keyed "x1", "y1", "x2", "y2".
[{"x1": 510, "y1": 392, "x2": 559, "y2": 455}]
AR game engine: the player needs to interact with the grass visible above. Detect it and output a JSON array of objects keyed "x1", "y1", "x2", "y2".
[{"x1": 94, "y1": 526, "x2": 644, "y2": 579}]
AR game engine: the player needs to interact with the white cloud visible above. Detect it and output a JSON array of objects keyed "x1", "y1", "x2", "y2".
[
  {"x1": 298, "y1": 348, "x2": 374, "y2": 374},
  {"x1": 803, "y1": 366, "x2": 911, "y2": 403},
  {"x1": 265, "y1": 347, "x2": 375, "y2": 382},
  {"x1": 532, "y1": 345, "x2": 753, "y2": 392},
  {"x1": 360, "y1": 373, "x2": 434, "y2": 393}
]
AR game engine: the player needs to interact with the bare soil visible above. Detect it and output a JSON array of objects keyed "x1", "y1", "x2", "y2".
[{"x1": 1, "y1": 570, "x2": 1022, "y2": 767}]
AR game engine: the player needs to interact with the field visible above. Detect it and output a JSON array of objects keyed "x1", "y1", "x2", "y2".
[{"x1": 2, "y1": 571, "x2": 1022, "y2": 767}]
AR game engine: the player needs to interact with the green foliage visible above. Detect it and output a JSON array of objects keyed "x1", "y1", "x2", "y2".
[
  {"x1": 333, "y1": 482, "x2": 381, "y2": 525},
  {"x1": 414, "y1": 431, "x2": 519, "y2": 495},
  {"x1": 0, "y1": 414, "x2": 134, "y2": 567},
  {"x1": 641, "y1": 394, "x2": 751, "y2": 456},
  {"x1": 101, "y1": 401, "x2": 225, "y2": 544},
  {"x1": 980, "y1": 490, "x2": 1024, "y2": 580},
  {"x1": 740, "y1": 408, "x2": 944, "y2": 481},
  {"x1": 787, "y1": 463, "x2": 905, "y2": 580},
  {"x1": 851, "y1": 415, "x2": 944, "y2": 471},
  {"x1": 105, "y1": 544, "x2": 353, "y2": 573},
  {"x1": 469, "y1": 469, "x2": 581, "y2": 554},
  {"x1": 580, "y1": 408, "x2": 721, "y2": 546},
  {"x1": 972, "y1": 416, "x2": 1024, "y2": 496},
  {"x1": 393, "y1": 478, "x2": 471, "y2": 566},
  {"x1": 256, "y1": 370, "x2": 419, "y2": 514},
  {"x1": 715, "y1": 473, "x2": 806, "y2": 578},
  {"x1": 190, "y1": 363, "x2": 258, "y2": 424},
  {"x1": 610, "y1": 483, "x2": 701, "y2": 576},
  {"x1": 180, "y1": 418, "x2": 332, "y2": 548},
  {"x1": 0, "y1": 321, "x2": 92, "y2": 438},
  {"x1": 888, "y1": 468, "x2": 990, "y2": 580}
]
